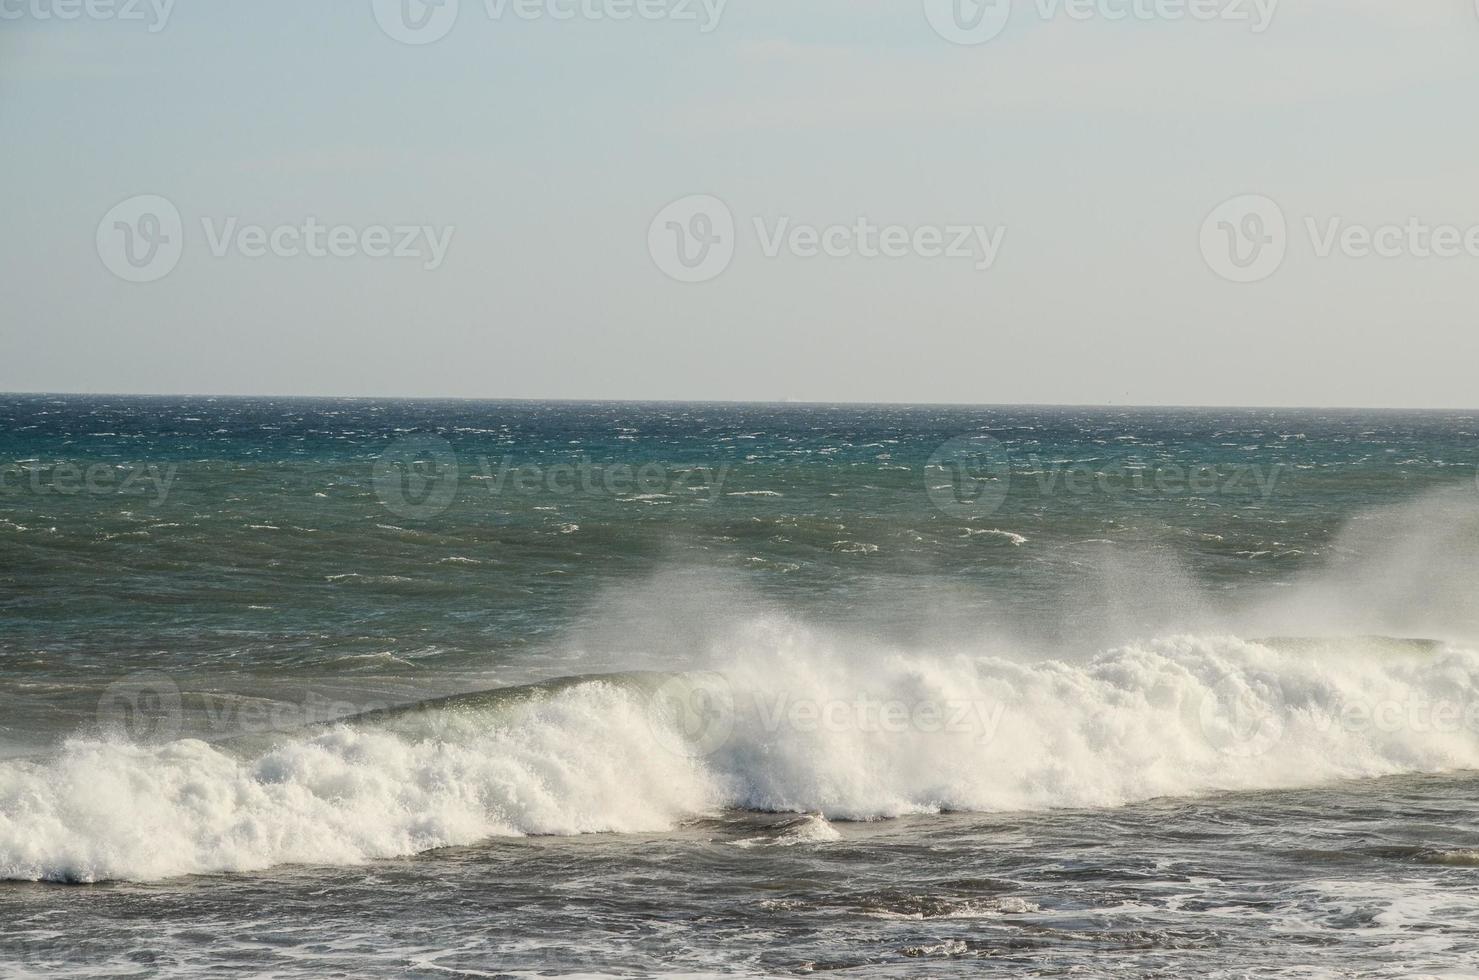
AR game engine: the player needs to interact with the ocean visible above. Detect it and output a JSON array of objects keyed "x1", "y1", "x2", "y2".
[{"x1": 2, "y1": 395, "x2": 1478, "y2": 977}]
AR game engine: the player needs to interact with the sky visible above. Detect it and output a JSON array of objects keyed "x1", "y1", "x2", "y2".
[{"x1": 3, "y1": 0, "x2": 1479, "y2": 407}]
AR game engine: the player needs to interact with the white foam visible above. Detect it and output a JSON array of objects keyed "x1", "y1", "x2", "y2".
[
  {"x1": 706, "y1": 628, "x2": 1479, "y2": 819},
  {"x1": 6, "y1": 628, "x2": 1479, "y2": 883},
  {"x1": 0, "y1": 683, "x2": 720, "y2": 883},
  {"x1": 964, "y1": 528, "x2": 1028, "y2": 546}
]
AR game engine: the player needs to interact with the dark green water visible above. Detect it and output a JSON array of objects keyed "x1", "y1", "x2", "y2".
[{"x1": 2, "y1": 396, "x2": 1479, "y2": 976}]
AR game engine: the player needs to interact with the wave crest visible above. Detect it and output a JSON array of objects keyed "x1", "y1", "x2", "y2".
[{"x1": 5, "y1": 630, "x2": 1479, "y2": 882}]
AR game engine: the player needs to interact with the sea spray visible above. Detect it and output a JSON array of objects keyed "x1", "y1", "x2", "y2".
[{"x1": 7, "y1": 631, "x2": 1479, "y2": 883}]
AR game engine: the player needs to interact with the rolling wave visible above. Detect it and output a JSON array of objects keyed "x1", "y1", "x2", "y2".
[{"x1": 4, "y1": 630, "x2": 1479, "y2": 883}]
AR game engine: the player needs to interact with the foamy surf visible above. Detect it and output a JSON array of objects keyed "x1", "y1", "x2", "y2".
[
  {"x1": 4, "y1": 630, "x2": 1479, "y2": 883},
  {"x1": 0, "y1": 681, "x2": 721, "y2": 883}
]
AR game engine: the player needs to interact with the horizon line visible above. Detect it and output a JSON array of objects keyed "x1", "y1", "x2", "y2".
[{"x1": 2, "y1": 390, "x2": 1477, "y2": 414}]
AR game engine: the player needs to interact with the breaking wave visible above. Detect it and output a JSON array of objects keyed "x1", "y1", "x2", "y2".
[{"x1": 4, "y1": 629, "x2": 1479, "y2": 883}]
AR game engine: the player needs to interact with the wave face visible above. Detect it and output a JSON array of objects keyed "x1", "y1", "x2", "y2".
[
  {"x1": 6, "y1": 628, "x2": 1479, "y2": 883},
  {"x1": 0, "y1": 683, "x2": 721, "y2": 883}
]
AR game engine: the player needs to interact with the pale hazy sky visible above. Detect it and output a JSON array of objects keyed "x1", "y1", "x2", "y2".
[{"x1": 3, "y1": 0, "x2": 1479, "y2": 407}]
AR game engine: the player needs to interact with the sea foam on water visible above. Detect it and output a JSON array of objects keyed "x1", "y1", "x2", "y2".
[{"x1": 5, "y1": 626, "x2": 1479, "y2": 883}]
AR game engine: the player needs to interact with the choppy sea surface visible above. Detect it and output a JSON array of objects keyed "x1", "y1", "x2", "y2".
[{"x1": 3, "y1": 395, "x2": 1479, "y2": 977}]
